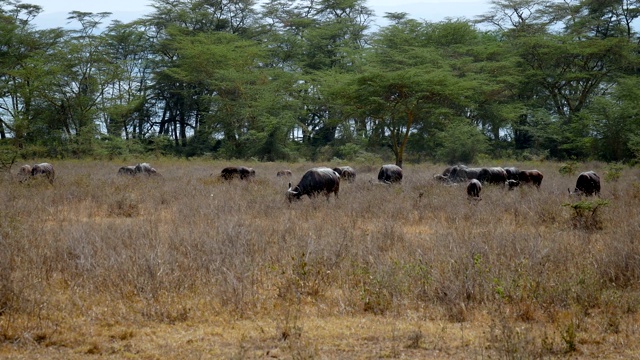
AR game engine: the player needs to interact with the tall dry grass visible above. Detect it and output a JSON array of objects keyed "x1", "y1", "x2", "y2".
[{"x1": 1, "y1": 159, "x2": 639, "y2": 357}]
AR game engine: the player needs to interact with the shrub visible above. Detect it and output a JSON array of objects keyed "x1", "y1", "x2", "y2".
[
  {"x1": 563, "y1": 199, "x2": 609, "y2": 230},
  {"x1": 604, "y1": 162, "x2": 624, "y2": 182}
]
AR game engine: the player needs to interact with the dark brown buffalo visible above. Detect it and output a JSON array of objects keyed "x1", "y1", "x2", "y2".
[
  {"x1": 287, "y1": 167, "x2": 340, "y2": 202},
  {"x1": 477, "y1": 167, "x2": 508, "y2": 185},
  {"x1": 467, "y1": 179, "x2": 482, "y2": 198},
  {"x1": 433, "y1": 174, "x2": 451, "y2": 183},
  {"x1": 504, "y1": 167, "x2": 519, "y2": 181},
  {"x1": 134, "y1": 163, "x2": 161, "y2": 176},
  {"x1": 17, "y1": 164, "x2": 32, "y2": 182},
  {"x1": 118, "y1": 165, "x2": 137, "y2": 176},
  {"x1": 507, "y1": 179, "x2": 520, "y2": 190},
  {"x1": 518, "y1": 170, "x2": 543, "y2": 187},
  {"x1": 570, "y1": 171, "x2": 601, "y2": 196},
  {"x1": 449, "y1": 165, "x2": 482, "y2": 183},
  {"x1": 31, "y1": 163, "x2": 55, "y2": 184},
  {"x1": 377, "y1": 164, "x2": 403, "y2": 184},
  {"x1": 221, "y1": 166, "x2": 255, "y2": 180},
  {"x1": 333, "y1": 166, "x2": 356, "y2": 183},
  {"x1": 276, "y1": 170, "x2": 292, "y2": 177},
  {"x1": 442, "y1": 166, "x2": 455, "y2": 177}
]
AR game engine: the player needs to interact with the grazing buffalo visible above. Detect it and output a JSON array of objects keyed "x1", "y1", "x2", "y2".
[
  {"x1": 507, "y1": 179, "x2": 520, "y2": 190},
  {"x1": 276, "y1": 170, "x2": 292, "y2": 177},
  {"x1": 477, "y1": 167, "x2": 508, "y2": 185},
  {"x1": 221, "y1": 166, "x2": 255, "y2": 180},
  {"x1": 570, "y1": 171, "x2": 601, "y2": 196},
  {"x1": 518, "y1": 170, "x2": 544, "y2": 188},
  {"x1": 31, "y1": 163, "x2": 55, "y2": 184},
  {"x1": 467, "y1": 179, "x2": 482, "y2": 198},
  {"x1": 333, "y1": 166, "x2": 356, "y2": 183},
  {"x1": 287, "y1": 167, "x2": 340, "y2": 202},
  {"x1": 504, "y1": 167, "x2": 519, "y2": 181},
  {"x1": 118, "y1": 165, "x2": 137, "y2": 176},
  {"x1": 433, "y1": 174, "x2": 452, "y2": 183},
  {"x1": 442, "y1": 166, "x2": 455, "y2": 177},
  {"x1": 134, "y1": 163, "x2": 160, "y2": 176},
  {"x1": 449, "y1": 165, "x2": 481, "y2": 183},
  {"x1": 17, "y1": 164, "x2": 32, "y2": 182},
  {"x1": 377, "y1": 164, "x2": 403, "y2": 184}
]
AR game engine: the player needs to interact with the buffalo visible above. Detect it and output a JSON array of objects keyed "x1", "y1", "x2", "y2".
[
  {"x1": 221, "y1": 166, "x2": 255, "y2": 180},
  {"x1": 118, "y1": 165, "x2": 137, "y2": 176},
  {"x1": 333, "y1": 166, "x2": 356, "y2": 183},
  {"x1": 449, "y1": 165, "x2": 481, "y2": 183},
  {"x1": 276, "y1": 170, "x2": 292, "y2": 177},
  {"x1": 31, "y1": 163, "x2": 55, "y2": 184},
  {"x1": 378, "y1": 164, "x2": 403, "y2": 184},
  {"x1": 434, "y1": 166, "x2": 458, "y2": 183},
  {"x1": 570, "y1": 171, "x2": 601, "y2": 196},
  {"x1": 287, "y1": 167, "x2": 340, "y2": 202},
  {"x1": 477, "y1": 167, "x2": 508, "y2": 185},
  {"x1": 134, "y1": 163, "x2": 160, "y2": 176},
  {"x1": 467, "y1": 179, "x2": 482, "y2": 198},
  {"x1": 17, "y1": 164, "x2": 32, "y2": 182},
  {"x1": 504, "y1": 167, "x2": 519, "y2": 181},
  {"x1": 433, "y1": 174, "x2": 452, "y2": 183},
  {"x1": 518, "y1": 170, "x2": 544, "y2": 188},
  {"x1": 507, "y1": 179, "x2": 520, "y2": 190},
  {"x1": 442, "y1": 166, "x2": 455, "y2": 177}
]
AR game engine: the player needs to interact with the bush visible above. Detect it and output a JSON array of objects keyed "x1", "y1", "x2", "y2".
[
  {"x1": 563, "y1": 199, "x2": 609, "y2": 230},
  {"x1": 604, "y1": 162, "x2": 624, "y2": 182}
]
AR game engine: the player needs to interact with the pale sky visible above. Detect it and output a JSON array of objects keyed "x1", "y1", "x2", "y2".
[{"x1": 24, "y1": 0, "x2": 492, "y2": 29}]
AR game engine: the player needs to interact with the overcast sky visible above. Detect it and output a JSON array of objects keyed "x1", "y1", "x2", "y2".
[{"x1": 24, "y1": 0, "x2": 492, "y2": 29}]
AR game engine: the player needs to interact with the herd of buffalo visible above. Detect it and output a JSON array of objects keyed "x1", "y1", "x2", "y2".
[{"x1": 14, "y1": 162, "x2": 602, "y2": 201}]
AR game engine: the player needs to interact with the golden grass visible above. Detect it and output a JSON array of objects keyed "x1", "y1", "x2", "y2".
[{"x1": 1, "y1": 159, "x2": 640, "y2": 358}]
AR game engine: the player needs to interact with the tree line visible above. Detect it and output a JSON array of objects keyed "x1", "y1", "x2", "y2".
[{"x1": 1, "y1": 0, "x2": 639, "y2": 166}]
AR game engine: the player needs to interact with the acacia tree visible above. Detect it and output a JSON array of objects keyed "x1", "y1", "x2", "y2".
[
  {"x1": 258, "y1": 0, "x2": 373, "y2": 159},
  {"x1": 33, "y1": 11, "x2": 119, "y2": 154},
  {"x1": 0, "y1": 1, "x2": 64, "y2": 146},
  {"x1": 145, "y1": 0, "x2": 259, "y2": 149},
  {"x1": 333, "y1": 17, "x2": 512, "y2": 166},
  {"x1": 100, "y1": 20, "x2": 156, "y2": 140},
  {"x1": 479, "y1": 0, "x2": 639, "y2": 159}
]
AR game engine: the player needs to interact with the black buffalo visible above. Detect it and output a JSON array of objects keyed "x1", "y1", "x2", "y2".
[
  {"x1": 518, "y1": 170, "x2": 544, "y2": 187},
  {"x1": 504, "y1": 167, "x2": 519, "y2": 181},
  {"x1": 134, "y1": 163, "x2": 160, "y2": 176},
  {"x1": 333, "y1": 166, "x2": 356, "y2": 183},
  {"x1": 221, "y1": 166, "x2": 255, "y2": 180},
  {"x1": 377, "y1": 164, "x2": 403, "y2": 184},
  {"x1": 433, "y1": 174, "x2": 452, "y2": 183},
  {"x1": 118, "y1": 165, "x2": 137, "y2": 176},
  {"x1": 477, "y1": 167, "x2": 508, "y2": 185},
  {"x1": 507, "y1": 179, "x2": 520, "y2": 190},
  {"x1": 467, "y1": 179, "x2": 482, "y2": 198},
  {"x1": 287, "y1": 167, "x2": 340, "y2": 202},
  {"x1": 570, "y1": 171, "x2": 600, "y2": 196},
  {"x1": 442, "y1": 166, "x2": 455, "y2": 177},
  {"x1": 449, "y1": 165, "x2": 481, "y2": 183},
  {"x1": 17, "y1": 164, "x2": 32, "y2": 182},
  {"x1": 31, "y1": 163, "x2": 55, "y2": 184}
]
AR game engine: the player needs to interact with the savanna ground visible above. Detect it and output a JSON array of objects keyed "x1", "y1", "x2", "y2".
[{"x1": 1, "y1": 159, "x2": 639, "y2": 359}]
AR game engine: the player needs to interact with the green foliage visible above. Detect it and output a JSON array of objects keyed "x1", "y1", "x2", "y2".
[
  {"x1": 0, "y1": 145, "x2": 17, "y2": 172},
  {"x1": 563, "y1": 199, "x2": 610, "y2": 231},
  {"x1": 0, "y1": 0, "x2": 639, "y2": 163},
  {"x1": 558, "y1": 161, "x2": 578, "y2": 176},
  {"x1": 604, "y1": 162, "x2": 624, "y2": 182},
  {"x1": 433, "y1": 119, "x2": 488, "y2": 164}
]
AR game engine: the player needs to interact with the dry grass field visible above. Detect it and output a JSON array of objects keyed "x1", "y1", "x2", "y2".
[{"x1": 1, "y1": 159, "x2": 640, "y2": 359}]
